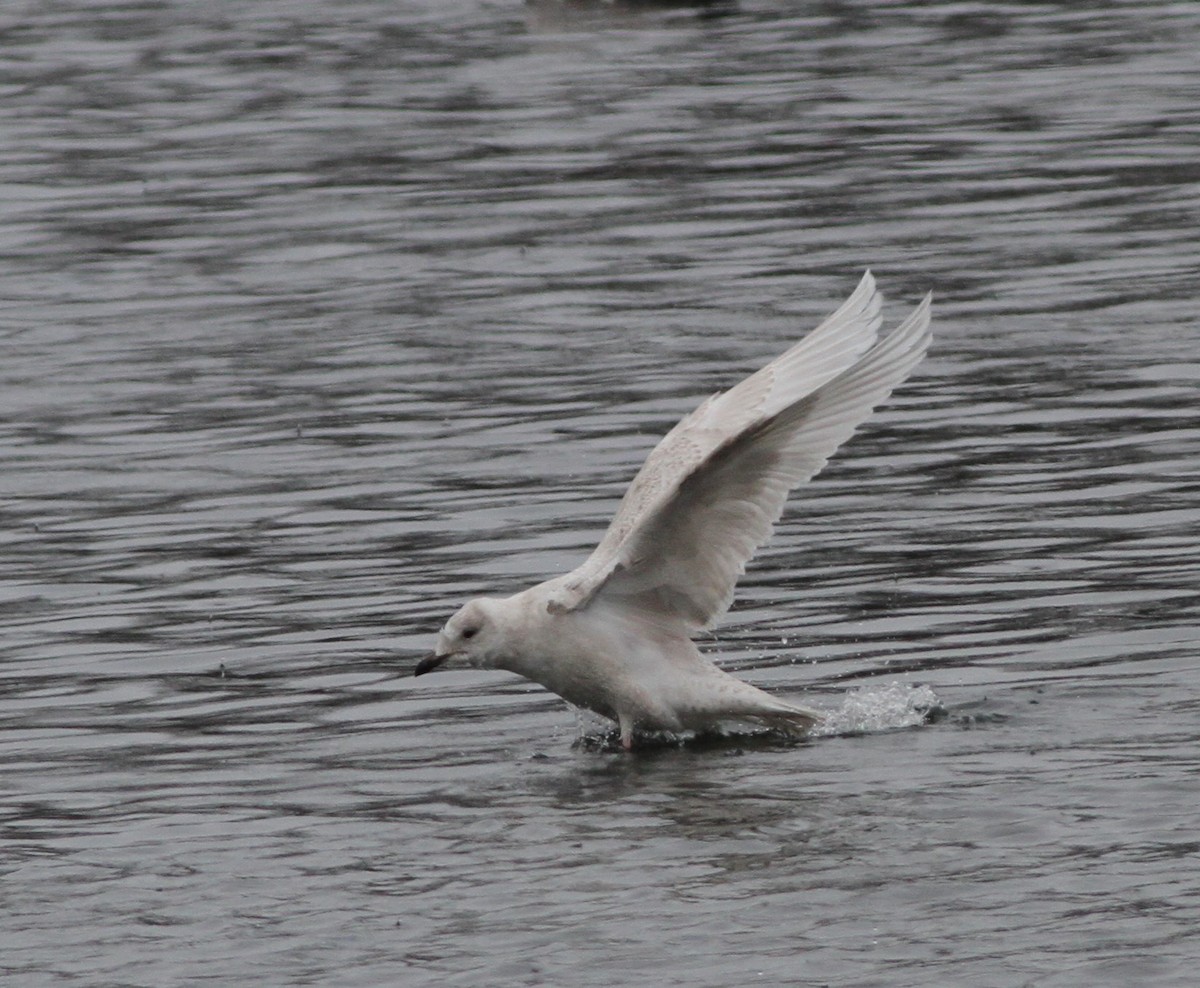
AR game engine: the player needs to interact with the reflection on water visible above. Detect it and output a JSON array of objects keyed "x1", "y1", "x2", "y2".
[{"x1": 3, "y1": 0, "x2": 1199, "y2": 985}]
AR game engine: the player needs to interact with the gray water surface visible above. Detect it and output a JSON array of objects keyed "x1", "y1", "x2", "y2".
[{"x1": 3, "y1": 1, "x2": 1199, "y2": 985}]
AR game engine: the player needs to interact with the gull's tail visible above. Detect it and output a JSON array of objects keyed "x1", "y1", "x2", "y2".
[
  {"x1": 751, "y1": 701, "x2": 823, "y2": 737},
  {"x1": 706, "y1": 680, "x2": 824, "y2": 737}
]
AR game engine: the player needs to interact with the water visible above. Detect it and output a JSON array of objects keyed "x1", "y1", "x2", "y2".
[{"x1": 2, "y1": 0, "x2": 1198, "y2": 984}]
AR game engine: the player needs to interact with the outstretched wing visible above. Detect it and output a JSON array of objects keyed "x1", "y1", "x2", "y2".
[{"x1": 546, "y1": 273, "x2": 932, "y2": 630}]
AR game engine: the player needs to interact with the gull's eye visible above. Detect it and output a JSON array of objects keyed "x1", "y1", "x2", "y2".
[{"x1": 461, "y1": 626, "x2": 479, "y2": 640}]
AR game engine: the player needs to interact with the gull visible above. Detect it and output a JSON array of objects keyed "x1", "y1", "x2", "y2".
[{"x1": 416, "y1": 271, "x2": 932, "y2": 749}]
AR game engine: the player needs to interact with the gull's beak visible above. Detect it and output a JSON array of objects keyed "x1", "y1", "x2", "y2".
[{"x1": 414, "y1": 652, "x2": 450, "y2": 677}]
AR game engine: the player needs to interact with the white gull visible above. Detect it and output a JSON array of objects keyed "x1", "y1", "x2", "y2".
[{"x1": 416, "y1": 271, "x2": 932, "y2": 749}]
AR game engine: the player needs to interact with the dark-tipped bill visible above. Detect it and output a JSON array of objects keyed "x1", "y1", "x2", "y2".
[{"x1": 414, "y1": 652, "x2": 448, "y2": 676}]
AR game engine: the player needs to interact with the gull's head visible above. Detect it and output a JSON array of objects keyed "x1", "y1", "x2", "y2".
[{"x1": 415, "y1": 597, "x2": 506, "y2": 676}]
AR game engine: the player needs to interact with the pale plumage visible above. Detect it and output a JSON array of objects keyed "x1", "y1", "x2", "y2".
[{"x1": 416, "y1": 271, "x2": 932, "y2": 749}]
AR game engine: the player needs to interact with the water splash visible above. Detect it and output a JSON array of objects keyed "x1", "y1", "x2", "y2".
[{"x1": 811, "y1": 681, "x2": 942, "y2": 737}]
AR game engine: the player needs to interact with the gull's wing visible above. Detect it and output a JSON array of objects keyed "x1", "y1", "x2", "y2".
[{"x1": 546, "y1": 272, "x2": 932, "y2": 630}]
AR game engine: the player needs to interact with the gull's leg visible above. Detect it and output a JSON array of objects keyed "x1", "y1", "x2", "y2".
[{"x1": 618, "y1": 712, "x2": 635, "y2": 751}]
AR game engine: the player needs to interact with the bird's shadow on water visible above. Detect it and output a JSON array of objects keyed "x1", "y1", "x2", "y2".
[
  {"x1": 524, "y1": 0, "x2": 739, "y2": 23},
  {"x1": 572, "y1": 727, "x2": 810, "y2": 757}
]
